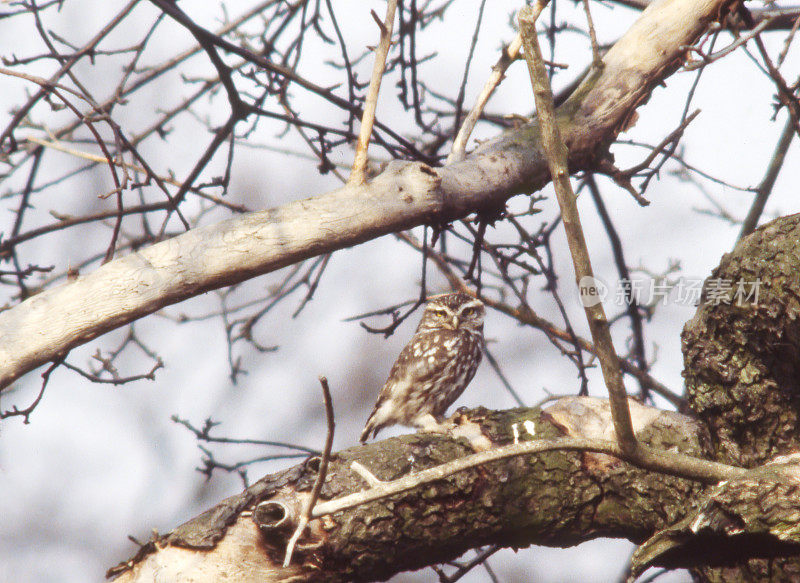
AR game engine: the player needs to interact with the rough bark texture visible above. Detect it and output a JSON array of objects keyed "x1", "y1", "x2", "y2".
[
  {"x1": 632, "y1": 473, "x2": 800, "y2": 580},
  {"x1": 683, "y1": 213, "x2": 800, "y2": 468},
  {"x1": 682, "y1": 213, "x2": 800, "y2": 581},
  {"x1": 108, "y1": 399, "x2": 708, "y2": 582}
]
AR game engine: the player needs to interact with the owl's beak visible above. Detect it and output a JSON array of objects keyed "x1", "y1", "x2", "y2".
[{"x1": 451, "y1": 315, "x2": 459, "y2": 329}]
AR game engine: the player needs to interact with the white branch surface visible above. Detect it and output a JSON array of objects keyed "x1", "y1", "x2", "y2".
[{"x1": 0, "y1": 0, "x2": 727, "y2": 389}]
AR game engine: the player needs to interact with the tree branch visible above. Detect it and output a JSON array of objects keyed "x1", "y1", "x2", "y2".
[
  {"x1": 107, "y1": 397, "x2": 761, "y2": 583},
  {"x1": 349, "y1": 2, "x2": 397, "y2": 185},
  {"x1": 519, "y1": 3, "x2": 639, "y2": 459},
  {"x1": 0, "y1": 0, "x2": 733, "y2": 390}
]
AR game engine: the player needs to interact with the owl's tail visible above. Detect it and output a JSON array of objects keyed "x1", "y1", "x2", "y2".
[
  {"x1": 359, "y1": 423, "x2": 374, "y2": 443},
  {"x1": 359, "y1": 415, "x2": 380, "y2": 443},
  {"x1": 360, "y1": 400, "x2": 390, "y2": 443}
]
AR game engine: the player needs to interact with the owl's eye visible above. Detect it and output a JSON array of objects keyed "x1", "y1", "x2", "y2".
[
  {"x1": 431, "y1": 308, "x2": 448, "y2": 318},
  {"x1": 461, "y1": 307, "x2": 475, "y2": 317}
]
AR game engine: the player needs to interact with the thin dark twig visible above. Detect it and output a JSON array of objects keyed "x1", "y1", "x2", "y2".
[
  {"x1": 0, "y1": 358, "x2": 63, "y2": 422},
  {"x1": 617, "y1": 110, "x2": 701, "y2": 181},
  {"x1": 742, "y1": 10, "x2": 800, "y2": 138},
  {"x1": 465, "y1": 219, "x2": 487, "y2": 285},
  {"x1": 436, "y1": 545, "x2": 502, "y2": 582},
  {"x1": 8, "y1": 147, "x2": 43, "y2": 298},
  {"x1": 638, "y1": 32, "x2": 718, "y2": 194},
  {"x1": 292, "y1": 254, "x2": 332, "y2": 317},
  {"x1": 452, "y1": 0, "x2": 488, "y2": 133},
  {"x1": 483, "y1": 348, "x2": 525, "y2": 407},
  {"x1": 196, "y1": 446, "x2": 310, "y2": 480},
  {"x1": 505, "y1": 216, "x2": 591, "y2": 394},
  {"x1": 61, "y1": 359, "x2": 163, "y2": 385},
  {"x1": 419, "y1": 226, "x2": 430, "y2": 302},
  {"x1": 172, "y1": 415, "x2": 320, "y2": 454},
  {"x1": 738, "y1": 113, "x2": 795, "y2": 239},
  {"x1": 356, "y1": 295, "x2": 427, "y2": 337}
]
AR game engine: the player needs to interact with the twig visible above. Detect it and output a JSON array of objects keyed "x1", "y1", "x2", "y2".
[
  {"x1": 583, "y1": 174, "x2": 649, "y2": 399},
  {"x1": 518, "y1": 4, "x2": 639, "y2": 458},
  {"x1": 350, "y1": 460, "x2": 385, "y2": 487},
  {"x1": 684, "y1": 17, "x2": 775, "y2": 71},
  {"x1": 0, "y1": 67, "x2": 93, "y2": 102},
  {"x1": 447, "y1": 33, "x2": 523, "y2": 163},
  {"x1": 349, "y1": 2, "x2": 398, "y2": 185},
  {"x1": 451, "y1": 0, "x2": 489, "y2": 149},
  {"x1": 738, "y1": 113, "x2": 795, "y2": 239},
  {"x1": 777, "y1": 9, "x2": 800, "y2": 67},
  {"x1": 745, "y1": 11, "x2": 800, "y2": 138},
  {"x1": 62, "y1": 359, "x2": 163, "y2": 385},
  {"x1": 0, "y1": 358, "x2": 62, "y2": 422},
  {"x1": 171, "y1": 415, "x2": 319, "y2": 454},
  {"x1": 283, "y1": 376, "x2": 335, "y2": 566},
  {"x1": 581, "y1": 0, "x2": 604, "y2": 69},
  {"x1": 439, "y1": 545, "x2": 501, "y2": 582},
  {"x1": 312, "y1": 435, "x2": 748, "y2": 520},
  {"x1": 616, "y1": 109, "x2": 701, "y2": 181}
]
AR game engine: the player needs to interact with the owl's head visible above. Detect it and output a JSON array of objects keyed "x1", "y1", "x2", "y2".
[{"x1": 418, "y1": 292, "x2": 485, "y2": 333}]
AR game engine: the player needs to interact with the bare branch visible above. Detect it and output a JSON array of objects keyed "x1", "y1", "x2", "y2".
[
  {"x1": 519, "y1": 4, "x2": 638, "y2": 456},
  {"x1": 738, "y1": 100, "x2": 797, "y2": 239},
  {"x1": 349, "y1": 2, "x2": 398, "y2": 185},
  {"x1": 284, "y1": 376, "x2": 335, "y2": 566},
  {"x1": 447, "y1": 33, "x2": 523, "y2": 163}
]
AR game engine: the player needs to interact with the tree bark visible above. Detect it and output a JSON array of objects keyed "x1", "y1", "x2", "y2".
[
  {"x1": 682, "y1": 214, "x2": 800, "y2": 580},
  {"x1": 108, "y1": 398, "x2": 709, "y2": 582},
  {"x1": 683, "y1": 213, "x2": 800, "y2": 468}
]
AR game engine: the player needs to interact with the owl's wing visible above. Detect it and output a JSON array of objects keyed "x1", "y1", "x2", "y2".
[{"x1": 387, "y1": 331, "x2": 454, "y2": 385}]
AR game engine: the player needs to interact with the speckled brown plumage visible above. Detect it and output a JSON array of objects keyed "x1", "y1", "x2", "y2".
[{"x1": 360, "y1": 292, "x2": 485, "y2": 442}]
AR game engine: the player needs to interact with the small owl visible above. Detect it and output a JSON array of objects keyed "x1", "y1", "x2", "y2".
[{"x1": 360, "y1": 292, "x2": 485, "y2": 443}]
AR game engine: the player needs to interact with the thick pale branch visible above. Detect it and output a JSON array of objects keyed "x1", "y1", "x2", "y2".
[{"x1": 0, "y1": 0, "x2": 730, "y2": 390}]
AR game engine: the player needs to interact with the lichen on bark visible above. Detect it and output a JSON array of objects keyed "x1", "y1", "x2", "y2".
[
  {"x1": 680, "y1": 214, "x2": 800, "y2": 581},
  {"x1": 682, "y1": 213, "x2": 800, "y2": 468}
]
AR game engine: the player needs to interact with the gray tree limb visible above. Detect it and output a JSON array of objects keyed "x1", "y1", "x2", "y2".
[{"x1": 0, "y1": 0, "x2": 729, "y2": 389}]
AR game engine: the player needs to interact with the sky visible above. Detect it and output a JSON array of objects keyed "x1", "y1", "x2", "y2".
[{"x1": 1, "y1": 1, "x2": 798, "y2": 582}]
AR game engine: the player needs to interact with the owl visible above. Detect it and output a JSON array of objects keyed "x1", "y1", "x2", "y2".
[{"x1": 359, "y1": 292, "x2": 485, "y2": 443}]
